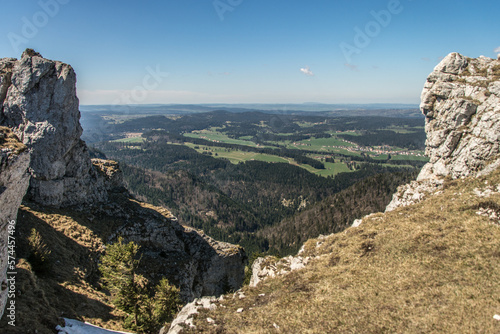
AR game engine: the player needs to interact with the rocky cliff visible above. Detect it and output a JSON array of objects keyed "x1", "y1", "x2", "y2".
[
  {"x1": 0, "y1": 49, "x2": 108, "y2": 208},
  {"x1": 387, "y1": 52, "x2": 500, "y2": 210},
  {"x1": 0, "y1": 127, "x2": 29, "y2": 320},
  {"x1": 0, "y1": 50, "x2": 246, "y2": 331}
]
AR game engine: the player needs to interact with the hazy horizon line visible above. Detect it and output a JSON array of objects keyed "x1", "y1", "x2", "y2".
[{"x1": 80, "y1": 102, "x2": 420, "y2": 107}]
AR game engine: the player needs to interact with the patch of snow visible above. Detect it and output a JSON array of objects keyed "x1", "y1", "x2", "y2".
[{"x1": 56, "y1": 318, "x2": 135, "y2": 334}]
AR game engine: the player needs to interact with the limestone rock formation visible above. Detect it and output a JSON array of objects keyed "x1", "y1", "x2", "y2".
[
  {"x1": 0, "y1": 50, "x2": 108, "y2": 207},
  {"x1": 387, "y1": 52, "x2": 500, "y2": 211},
  {"x1": 384, "y1": 179, "x2": 443, "y2": 212},
  {"x1": 0, "y1": 127, "x2": 30, "y2": 319}
]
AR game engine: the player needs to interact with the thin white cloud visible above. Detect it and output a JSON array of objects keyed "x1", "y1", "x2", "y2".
[
  {"x1": 300, "y1": 66, "x2": 314, "y2": 76},
  {"x1": 495, "y1": 46, "x2": 500, "y2": 56}
]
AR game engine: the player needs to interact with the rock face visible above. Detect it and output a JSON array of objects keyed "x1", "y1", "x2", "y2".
[
  {"x1": 0, "y1": 127, "x2": 30, "y2": 319},
  {"x1": 0, "y1": 50, "x2": 108, "y2": 207},
  {"x1": 384, "y1": 178, "x2": 443, "y2": 212},
  {"x1": 106, "y1": 200, "x2": 247, "y2": 302},
  {"x1": 387, "y1": 53, "x2": 500, "y2": 211}
]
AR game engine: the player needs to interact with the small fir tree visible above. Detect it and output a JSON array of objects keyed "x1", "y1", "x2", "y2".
[
  {"x1": 99, "y1": 236, "x2": 141, "y2": 317},
  {"x1": 99, "y1": 237, "x2": 182, "y2": 333},
  {"x1": 153, "y1": 278, "x2": 182, "y2": 325}
]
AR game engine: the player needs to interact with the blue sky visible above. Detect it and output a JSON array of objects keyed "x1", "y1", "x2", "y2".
[{"x1": 1, "y1": 0, "x2": 499, "y2": 105}]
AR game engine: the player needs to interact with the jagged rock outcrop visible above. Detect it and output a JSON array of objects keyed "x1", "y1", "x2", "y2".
[
  {"x1": 0, "y1": 127, "x2": 30, "y2": 319},
  {"x1": 91, "y1": 158, "x2": 125, "y2": 193},
  {"x1": 387, "y1": 52, "x2": 500, "y2": 211},
  {"x1": 384, "y1": 178, "x2": 443, "y2": 212},
  {"x1": 0, "y1": 50, "x2": 108, "y2": 207}
]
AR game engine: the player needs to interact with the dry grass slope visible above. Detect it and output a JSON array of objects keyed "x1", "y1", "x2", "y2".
[
  {"x1": 0, "y1": 201, "x2": 128, "y2": 333},
  {"x1": 186, "y1": 169, "x2": 500, "y2": 333}
]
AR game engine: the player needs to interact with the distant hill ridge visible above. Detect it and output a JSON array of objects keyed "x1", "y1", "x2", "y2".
[{"x1": 80, "y1": 103, "x2": 421, "y2": 117}]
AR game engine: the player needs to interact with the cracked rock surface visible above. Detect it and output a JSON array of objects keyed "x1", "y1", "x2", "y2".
[
  {"x1": 387, "y1": 53, "x2": 500, "y2": 211},
  {"x1": 1, "y1": 50, "x2": 108, "y2": 207}
]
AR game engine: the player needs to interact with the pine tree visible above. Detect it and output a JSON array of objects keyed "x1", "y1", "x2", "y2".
[
  {"x1": 153, "y1": 278, "x2": 182, "y2": 325},
  {"x1": 99, "y1": 237, "x2": 182, "y2": 333},
  {"x1": 99, "y1": 237, "x2": 148, "y2": 330},
  {"x1": 99, "y1": 237, "x2": 141, "y2": 315}
]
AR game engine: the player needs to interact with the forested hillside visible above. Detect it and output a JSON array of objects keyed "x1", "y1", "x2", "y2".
[
  {"x1": 260, "y1": 170, "x2": 418, "y2": 254},
  {"x1": 89, "y1": 111, "x2": 425, "y2": 256},
  {"x1": 94, "y1": 143, "x2": 417, "y2": 256}
]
